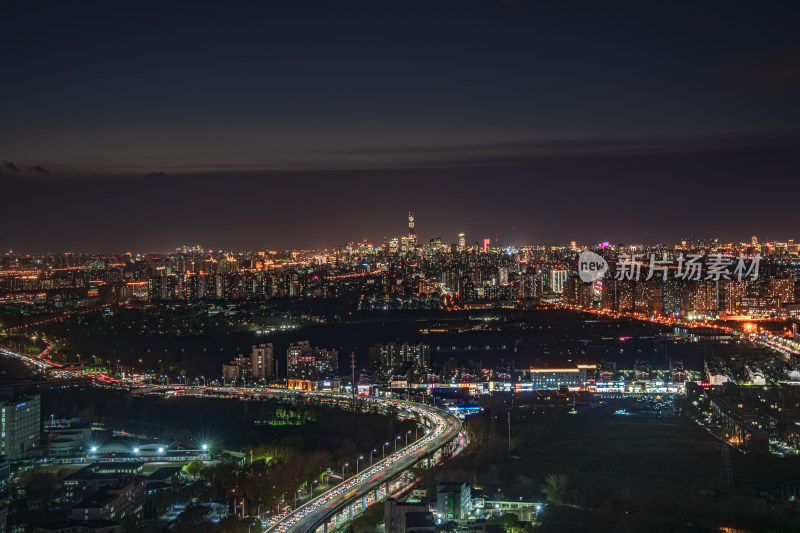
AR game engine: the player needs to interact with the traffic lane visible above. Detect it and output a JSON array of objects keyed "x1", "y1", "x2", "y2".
[{"x1": 281, "y1": 419, "x2": 459, "y2": 532}]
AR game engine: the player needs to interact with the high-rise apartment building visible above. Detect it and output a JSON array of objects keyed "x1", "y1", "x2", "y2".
[
  {"x1": 368, "y1": 342, "x2": 431, "y2": 372},
  {"x1": 682, "y1": 280, "x2": 718, "y2": 313},
  {"x1": 498, "y1": 267, "x2": 509, "y2": 285},
  {"x1": 1, "y1": 395, "x2": 40, "y2": 461},
  {"x1": 251, "y1": 343, "x2": 274, "y2": 381},
  {"x1": 719, "y1": 280, "x2": 747, "y2": 315},
  {"x1": 634, "y1": 280, "x2": 661, "y2": 316},
  {"x1": 287, "y1": 341, "x2": 338, "y2": 380},
  {"x1": 660, "y1": 278, "x2": 682, "y2": 315},
  {"x1": 767, "y1": 278, "x2": 795, "y2": 304},
  {"x1": 549, "y1": 269, "x2": 568, "y2": 293}
]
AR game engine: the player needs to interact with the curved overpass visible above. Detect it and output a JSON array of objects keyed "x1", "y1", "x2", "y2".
[{"x1": 261, "y1": 394, "x2": 462, "y2": 533}]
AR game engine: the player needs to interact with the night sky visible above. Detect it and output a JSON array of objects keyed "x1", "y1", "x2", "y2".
[{"x1": 2, "y1": 1, "x2": 799, "y2": 252}]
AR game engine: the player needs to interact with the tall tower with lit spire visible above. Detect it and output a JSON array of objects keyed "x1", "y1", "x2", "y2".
[{"x1": 408, "y1": 211, "x2": 417, "y2": 248}]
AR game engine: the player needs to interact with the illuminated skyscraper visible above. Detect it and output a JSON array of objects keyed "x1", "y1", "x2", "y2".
[
  {"x1": 458, "y1": 233, "x2": 465, "y2": 251},
  {"x1": 550, "y1": 269, "x2": 568, "y2": 293},
  {"x1": 407, "y1": 211, "x2": 416, "y2": 247}
]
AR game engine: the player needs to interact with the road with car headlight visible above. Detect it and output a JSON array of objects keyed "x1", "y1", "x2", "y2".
[{"x1": 260, "y1": 394, "x2": 462, "y2": 533}]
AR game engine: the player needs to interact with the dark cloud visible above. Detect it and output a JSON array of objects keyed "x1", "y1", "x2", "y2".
[
  {"x1": 4, "y1": 161, "x2": 19, "y2": 173},
  {"x1": 140, "y1": 133, "x2": 800, "y2": 175},
  {"x1": 63, "y1": 134, "x2": 800, "y2": 178},
  {"x1": 28, "y1": 165, "x2": 50, "y2": 176},
  {"x1": 336, "y1": 134, "x2": 800, "y2": 168},
  {"x1": 3, "y1": 140, "x2": 798, "y2": 254},
  {"x1": 725, "y1": 50, "x2": 800, "y2": 91}
]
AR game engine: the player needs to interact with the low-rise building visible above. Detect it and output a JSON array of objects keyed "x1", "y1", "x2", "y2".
[
  {"x1": 71, "y1": 477, "x2": 145, "y2": 521},
  {"x1": 36, "y1": 519, "x2": 120, "y2": 533},
  {"x1": 286, "y1": 378, "x2": 341, "y2": 391},
  {"x1": 528, "y1": 366, "x2": 594, "y2": 390},
  {"x1": 437, "y1": 482, "x2": 471, "y2": 520},
  {"x1": 404, "y1": 511, "x2": 436, "y2": 532},
  {"x1": 222, "y1": 354, "x2": 252, "y2": 382},
  {"x1": 385, "y1": 498, "x2": 429, "y2": 533},
  {"x1": 47, "y1": 426, "x2": 93, "y2": 459}
]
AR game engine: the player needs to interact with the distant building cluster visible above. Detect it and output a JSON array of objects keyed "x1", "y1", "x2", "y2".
[
  {"x1": 686, "y1": 381, "x2": 800, "y2": 454},
  {"x1": 222, "y1": 341, "x2": 340, "y2": 391},
  {"x1": 1, "y1": 220, "x2": 798, "y2": 320},
  {"x1": 563, "y1": 237, "x2": 799, "y2": 320},
  {"x1": 222, "y1": 343, "x2": 275, "y2": 383},
  {"x1": 286, "y1": 340, "x2": 338, "y2": 384},
  {"x1": 368, "y1": 342, "x2": 431, "y2": 378}
]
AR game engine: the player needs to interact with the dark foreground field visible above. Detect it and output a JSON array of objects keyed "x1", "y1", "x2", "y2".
[{"x1": 433, "y1": 397, "x2": 800, "y2": 532}]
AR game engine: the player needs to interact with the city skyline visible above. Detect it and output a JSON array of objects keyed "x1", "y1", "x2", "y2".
[
  {"x1": 3, "y1": 3, "x2": 800, "y2": 532},
  {"x1": 3, "y1": 225, "x2": 798, "y2": 256}
]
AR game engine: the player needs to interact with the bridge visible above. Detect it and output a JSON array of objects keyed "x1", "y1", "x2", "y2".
[
  {"x1": 233, "y1": 391, "x2": 464, "y2": 533},
  {"x1": 139, "y1": 386, "x2": 464, "y2": 532},
  {"x1": 0, "y1": 345, "x2": 465, "y2": 533}
]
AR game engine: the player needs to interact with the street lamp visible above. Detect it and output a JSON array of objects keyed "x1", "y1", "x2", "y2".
[
  {"x1": 406, "y1": 430, "x2": 411, "y2": 446},
  {"x1": 383, "y1": 442, "x2": 389, "y2": 459},
  {"x1": 342, "y1": 463, "x2": 349, "y2": 481},
  {"x1": 356, "y1": 456, "x2": 364, "y2": 474},
  {"x1": 370, "y1": 449, "x2": 377, "y2": 465},
  {"x1": 395, "y1": 435, "x2": 401, "y2": 451}
]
